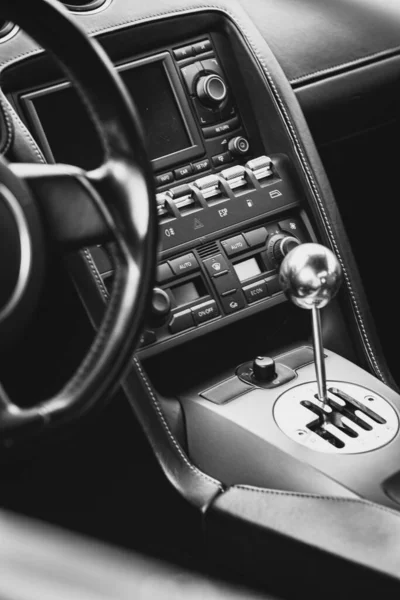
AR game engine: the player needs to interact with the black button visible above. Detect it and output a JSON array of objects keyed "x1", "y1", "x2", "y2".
[
  {"x1": 169, "y1": 310, "x2": 194, "y2": 334},
  {"x1": 243, "y1": 227, "x2": 268, "y2": 248},
  {"x1": 191, "y1": 300, "x2": 220, "y2": 324},
  {"x1": 213, "y1": 272, "x2": 238, "y2": 296},
  {"x1": 222, "y1": 234, "x2": 248, "y2": 256},
  {"x1": 156, "y1": 262, "x2": 174, "y2": 283},
  {"x1": 155, "y1": 171, "x2": 174, "y2": 187},
  {"x1": 180, "y1": 61, "x2": 202, "y2": 94},
  {"x1": 221, "y1": 290, "x2": 246, "y2": 314},
  {"x1": 212, "y1": 152, "x2": 233, "y2": 168},
  {"x1": 169, "y1": 252, "x2": 199, "y2": 276},
  {"x1": 203, "y1": 117, "x2": 240, "y2": 139},
  {"x1": 192, "y1": 159, "x2": 211, "y2": 174},
  {"x1": 193, "y1": 39, "x2": 212, "y2": 55},
  {"x1": 203, "y1": 254, "x2": 230, "y2": 277},
  {"x1": 243, "y1": 280, "x2": 269, "y2": 304},
  {"x1": 174, "y1": 164, "x2": 193, "y2": 180},
  {"x1": 266, "y1": 276, "x2": 281, "y2": 295},
  {"x1": 201, "y1": 57, "x2": 224, "y2": 77},
  {"x1": 193, "y1": 98, "x2": 219, "y2": 126},
  {"x1": 168, "y1": 183, "x2": 191, "y2": 199},
  {"x1": 219, "y1": 98, "x2": 236, "y2": 121},
  {"x1": 139, "y1": 330, "x2": 156, "y2": 347},
  {"x1": 173, "y1": 45, "x2": 195, "y2": 61},
  {"x1": 279, "y1": 218, "x2": 301, "y2": 236},
  {"x1": 200, "y1": 376, "x2": 252, "y2": 405}
]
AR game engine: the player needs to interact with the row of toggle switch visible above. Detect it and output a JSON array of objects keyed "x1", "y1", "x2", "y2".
[{"x1": 156, "y1": 155, "x2": 273, "y2": 217}]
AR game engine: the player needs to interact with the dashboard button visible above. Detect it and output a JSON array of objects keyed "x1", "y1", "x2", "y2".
[
  {"x1": 193, "y1": 39, "x2": 212, "y2": 55},
  {"x1": 155, "y1": 171, "x2": 174, "y2": 187},
  {"x1": 180, "y1": 61, "x2": 202, "y2": 94},
  {"x1": 193, "y1": 98, "x2": 219, "y2": 125},
  {"x1": 169, "y1": 309, "x2": 194, "y2": 334},
  {"x1": 192, "y1": 158, "x2": 210, "y2": 174},
  {"x1": 174, "y1": 164, "x2": 193, "y2": 180},
  {"x1": 221, "y1": 290, "x2": 246, "y2": 314},
  {"x1": 243, "y1": 280, "x2": 269, "y2": 303},
  {"x1": 191, "y1": 300, "x2": 220, "y2": 324},
  {"x1": 222, "y1": 234, "x2": 248, "y2": 256},
  {"x1": 173, "y1": 45, "x2": 195, "y2": 61},
  {"x1": 243, "y1": 227, "x2": 268, "y2": 248},
  {"x1": 203, "y1": 117, "x2": 240, "y2": 139},
  {"x1": 203, "y1": 254, "x2": 230, "y2": 277},
  {"x1": 212, "y1": 151, "x2": 233, "y2": 167},
  {"x1": 279, "y1": 218, "x2": 301, "y2": 235},
  {"x1": 201, "y1": 57, "x2": 224, "y2": 77},
  {"x1": 213, "y1": 272, "x2": 238, "y2": 296},
  {"x1": 139, "y1": 330, "x2": 157, "y2": 347},
  {"x1": 169, "y1": 253, "x2": 199, "y2": 276},
  {"x1": 265, "y1": 276, "x2": 281, "y2": 295},
  {"x1": 156, "y1": 262, "x2": 174, "y2": 283}
]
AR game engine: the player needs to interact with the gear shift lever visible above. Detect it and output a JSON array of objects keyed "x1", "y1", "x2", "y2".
[{"x1": 279, "y1": 243, "x2": 342, "y2": 403}]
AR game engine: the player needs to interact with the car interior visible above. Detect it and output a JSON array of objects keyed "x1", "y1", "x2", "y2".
[{"x1": 2, "y1": 0, "x2": 400, "y2": 598}]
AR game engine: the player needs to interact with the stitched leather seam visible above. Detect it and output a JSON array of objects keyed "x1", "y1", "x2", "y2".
[
  {"x1": 290, "y1": 45, "x2": 400, "y2": 86},
  {"x1": 84, "y1": 246, "x2": 222, "y2": 490},
  {"x1": 1, "y1": 95, "x2": 46, "y2": 163},
  {"x1": 0, "y1": 96, "x2": 13, "y2": 155},
  {"x1": 234, "y1": 484, "x2": 400, "y2": 518},
  {"x1": 133, "y1": 357, "x2": 223, "y2": 489},
  {"x1": 0, "y1": 4, "x2": 385, "y2": 383}
]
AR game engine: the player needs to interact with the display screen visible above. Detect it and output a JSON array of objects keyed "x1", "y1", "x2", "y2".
[
  {"x1": 234, "y1": 257, "x2": 262, "y2": 283},
  {"x1": 27, "y1": 60, "x2": 191, "y2": 170}
]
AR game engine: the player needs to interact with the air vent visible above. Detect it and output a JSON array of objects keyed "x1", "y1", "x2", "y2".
[
  {"x1": 61, "y1": 0, "x2": 110, "y2": 13},
  {"x1": 197, "y1": 241, "x2": 220, "y2": 259},
  {"x1": 0, "y1": 20, "x2": 18, "y2": 42}
]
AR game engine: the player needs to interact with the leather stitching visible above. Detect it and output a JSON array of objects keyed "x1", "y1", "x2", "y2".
[
  {"x1": 0, "y1": 96, "x2": 13, "y2": 155},
  {"x1": 234, "y1": 484, "x2": 400, "y2": 518},
  {"x1": 0, "y1": 4, "x2": 385, "y2": 383},
  {"x1": 85, "y1": 247, "x2": 223, "y2": 490},
  {"x1": 290, "y1": 45, "x2": 400, "y2": 86},
  {"x1": 1, "y1": 95, "x2": 46, "y2": 163}
]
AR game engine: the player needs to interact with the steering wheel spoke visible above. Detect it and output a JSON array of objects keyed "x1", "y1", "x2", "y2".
[{"x1": 9, "y1": 162, "x2": 112, "y2": 249}]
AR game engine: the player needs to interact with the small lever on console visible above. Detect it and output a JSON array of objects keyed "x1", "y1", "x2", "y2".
[{"x1": 279, "y1": 243, "x2": 342, "y2": 403}]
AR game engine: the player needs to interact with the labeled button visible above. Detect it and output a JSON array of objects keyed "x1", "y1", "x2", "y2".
[
  {"x1": 156, "y1": 262, "x2": 174, "y2": 283},
  {"x1": 174, "y1": 164, "x2": 193, "y2": 180},
  {"x1": 221, "y1": 290, "x2": 246, "y2": 314},
  {"x1": 192, "y1": 158, "x2": 211, "y2": 174},
  {"x1": 203, "y1": 254, "x2": 230, "y2": 277},
  {"x1": 193, "y1": 39, "x2": 212, "y2": 55},
  {"x1": 212, "y1": 151, "x2": 233, "y2": 167},
  {"x1": 169, "y1": 253, "x2": 199, "y2": 276},
  {"x1": 155, "y1": 171, "x2": 174, "y2": 187},
  {"x1": 191, "y1": 300, "x2": 220, "y2": 324},
  {"x1": 243, "y1": 280, "x2": 269, "y2": 303},
  {"x1": 180, "y1": 61, "x2": 202, "y2": 94},
  {"x1": 173, "y1": 45, "x2": 195, "y2": 61},
  {"x1": 266, "y1": 276, "x2": 281, "y2": 295},
  {"x1": 222, "y1": 234, "x2": 248, "y2": 256},
  {"x1": 279, "y1": 218, "x2": 301, "y2": 235},
  {"x1": 139, "y1": 330, "x2": 157, "y2": 347},
  {"x1": 169, "y1": 309, "x2": 194, "y2": 334},
  {"x1": 213, "y1": 272, "x2": 239, "y2": 296},
  {"x1": 243, "y1": 227, "x2": 268, "y2": 248},
  {"x1": 201, "y1": 57, "x2": 224, "y2": 77},
  {"x1": 203, "y1": 117, "x2": 240, "y2": 139}
]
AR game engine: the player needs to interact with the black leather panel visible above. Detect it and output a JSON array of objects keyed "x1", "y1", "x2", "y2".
[
  {"x1": 206, "y1": 485, "x2": 400, "y2": 598},
  {"x1": 242, "y1": 0, "x2": 400, "y2": 85},
  {"x1": 1, "y1": 0, "x2": 400, "y2": 88}
]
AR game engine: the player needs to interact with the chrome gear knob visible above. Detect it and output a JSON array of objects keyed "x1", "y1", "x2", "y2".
[{"x1": 279, "y1": 243, "x2": 342, "y2": 310}]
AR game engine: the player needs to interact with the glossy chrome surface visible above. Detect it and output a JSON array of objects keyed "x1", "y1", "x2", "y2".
[
  {"x1": 279, "y1": 243, "x2": 342, "y2": 310},
  {"x1": 312, "y1": 306, "x2": 327, "y2": 402}
]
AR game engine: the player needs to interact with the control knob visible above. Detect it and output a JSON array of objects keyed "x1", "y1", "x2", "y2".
[
  {"x1": 196, "y1": 74, "x2": 228, "y2": 106},
  {"x1": 267, "y1": 233, "x2": 301, "y2": 267},
  {"x1": 149, "y1": 287, "x2": 171, "y2": 328},
  {"x1": 252, "y1": 356, "x2": 277, "y2": 382},
  {"x1": 228, "y1": 136, "x2": 250, "y2": 156}
]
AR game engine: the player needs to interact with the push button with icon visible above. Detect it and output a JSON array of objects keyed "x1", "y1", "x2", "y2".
[{"x1": 203, "y1": 254, "x2": 230, "y2": 277}]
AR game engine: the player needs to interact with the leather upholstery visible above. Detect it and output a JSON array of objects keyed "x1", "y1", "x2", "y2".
[
  {"x1": 206, "y1": 485, "x2": 400, "y2": 598},
  {"x1": 0, "y1": 508, "x2": 274, "y2": 599}
]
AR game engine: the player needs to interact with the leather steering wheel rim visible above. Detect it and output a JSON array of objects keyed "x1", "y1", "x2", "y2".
[{"x1": 0, "y1": 0, "x2": 157, "y2": 443}]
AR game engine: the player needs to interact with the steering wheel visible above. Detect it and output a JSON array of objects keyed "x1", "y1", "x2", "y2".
[{"x1": 0, "y1": 0, "x2": 157, "y2": 444}]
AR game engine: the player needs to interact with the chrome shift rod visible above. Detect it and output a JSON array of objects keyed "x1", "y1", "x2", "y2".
[{"x1": 279, "y1": 243, "x2": 342, "y2": 404}]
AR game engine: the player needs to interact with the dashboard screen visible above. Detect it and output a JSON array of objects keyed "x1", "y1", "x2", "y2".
[{"x1": 27, "y1": 60, "x2": 191, "y2": 170}]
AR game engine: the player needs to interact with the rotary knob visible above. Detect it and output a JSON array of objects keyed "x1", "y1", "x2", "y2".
[
  {"x1": 267, "y1": 234, "x2": 301, "y2": 268},
  {"x1": 196, "y1": 74, "x2": 228, "y2": 106},
  {"x1": 252, "y1": 356, "x2": 277, "y2": 382},
  {"x1": 149, "y1": 287, "x2": 171, "y2": 328}
]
